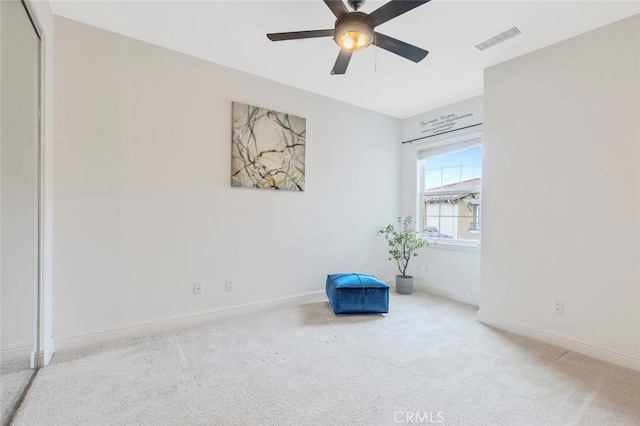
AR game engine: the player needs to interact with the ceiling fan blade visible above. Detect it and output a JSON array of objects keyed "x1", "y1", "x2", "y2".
[
  {"x1": 374, "y1": 32, "x2": 428, "y2": 63},
  {"x1": 331, "y1": 49, "x2": 353, "y2": 75},
  {"x1": 267, "y1": 29, "x2": 334, "y2": 42},
  {"x1": 369, "y1": 0, "x2": 430, "y2": 28},
  {"x1": 323, "y1": 0, "x2": 349, "y2": 18}
]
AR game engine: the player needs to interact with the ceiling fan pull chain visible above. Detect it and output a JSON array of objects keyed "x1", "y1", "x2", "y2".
[{"x1": 374, "y1": 34, "x2": 377, "y2": 73}]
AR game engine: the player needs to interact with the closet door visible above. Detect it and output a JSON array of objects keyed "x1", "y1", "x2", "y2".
[{"x1": 0, "y1": 0, "x2": 41, "y2": 423}]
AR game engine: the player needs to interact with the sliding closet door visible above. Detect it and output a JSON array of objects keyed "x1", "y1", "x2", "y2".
[{"x1": 0, "y1": 0, "x2": 41, "y2": 423}]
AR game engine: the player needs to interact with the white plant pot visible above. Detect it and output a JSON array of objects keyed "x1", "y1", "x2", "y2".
[{"x1": 395, "y1": 275, "x2": 414, "y2": 295}]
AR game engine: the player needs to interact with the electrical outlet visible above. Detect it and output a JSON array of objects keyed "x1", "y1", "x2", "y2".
[
  {"x1": 225, "y1": 280, "x2": 234, "y2": 292},
  {"x1": 193, "y1": 282, "x2": 202, "y2": 295},
  {"x1": 554, "y1": 300, "x2": 563, "y2": 314}
]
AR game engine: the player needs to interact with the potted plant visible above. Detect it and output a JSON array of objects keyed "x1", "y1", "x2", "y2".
[{"x1": 379, "y1": 216, "x2": 428, "y2": 295}]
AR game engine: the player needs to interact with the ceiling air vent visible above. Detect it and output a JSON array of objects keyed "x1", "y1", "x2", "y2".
[{"x1": 474, "y1": 26, "x2": 522, "y2": 51}]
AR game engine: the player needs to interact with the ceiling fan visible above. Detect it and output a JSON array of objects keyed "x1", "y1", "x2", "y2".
[{"x1": 267, "y1": 0, "x2": 430, "y2": 75}]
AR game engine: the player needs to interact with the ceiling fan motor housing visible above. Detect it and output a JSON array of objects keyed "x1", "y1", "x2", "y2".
[{"x1": 334, "y1": 12, "x2": 375, "y2": 50}]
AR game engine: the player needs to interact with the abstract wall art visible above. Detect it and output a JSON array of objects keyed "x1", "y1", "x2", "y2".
[{"x1": 231, "y1": 102, "x2": 306, "y2": 191}]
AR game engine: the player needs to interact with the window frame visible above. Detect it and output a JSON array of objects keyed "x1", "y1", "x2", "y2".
[{"x1": 417, "y1": 137, "x2": 482, "y2": 247}]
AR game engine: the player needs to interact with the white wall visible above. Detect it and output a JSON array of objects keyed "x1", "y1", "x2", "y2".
[
  {"x1": 399, "y1": 97, "x2": 483, "y2": 306},
  {"x1": 480, "y1": 15, "x2": 640, "y2": 370},
  {"x1": 53, "y1": 17, "x2": 400, "y2": 346}
]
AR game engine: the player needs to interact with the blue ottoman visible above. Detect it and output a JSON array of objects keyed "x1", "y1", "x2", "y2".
[{"x1": 326, "y1": 273, "x2": 389, "y2": 314}]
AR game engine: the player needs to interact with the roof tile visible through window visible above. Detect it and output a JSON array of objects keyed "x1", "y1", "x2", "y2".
[{"x1": 425, "y1": 177, "x2": 481, "y2": 202}]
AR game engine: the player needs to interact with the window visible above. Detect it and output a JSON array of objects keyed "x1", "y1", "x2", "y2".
[{"x1": 419, "y1": 142, "x2": 482, "y2": 245}]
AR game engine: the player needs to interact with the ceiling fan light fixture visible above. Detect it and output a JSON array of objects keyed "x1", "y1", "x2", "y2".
[
  {"x1": 334, "y1": 18, "x2": 373, "y2": 51},
  {"x1": 337, "y1": 30, "x2": 370, "y2": 50}
]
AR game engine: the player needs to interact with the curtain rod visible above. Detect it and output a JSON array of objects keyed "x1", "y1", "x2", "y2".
[{"x1": 401, "y1": 123, "x2": 483, "y2": 144}]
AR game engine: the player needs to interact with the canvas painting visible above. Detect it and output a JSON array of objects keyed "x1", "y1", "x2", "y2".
[{"x1": 231, "y1": 102, "x2": 306, "y2": 191}]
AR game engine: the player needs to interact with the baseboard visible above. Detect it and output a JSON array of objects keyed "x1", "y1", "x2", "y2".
[
  {"x1": 414, "y1": 282, "x2": 479, "y2": 307},
  {"x1": 2, "y1": 339, "x2": 55, "y2": 367},
  {"x1": 477, "y1": 310, "x2": 640, "y2": 372},
  {"x1": 383, "y1": 278, "x2": 480, "y2": 307},
  {"x1": 1, "y1": 342, "x2": 34, "y2": 362},
  {"x1": 54, "y1": 290, "x2": 326, "y2": 353}
]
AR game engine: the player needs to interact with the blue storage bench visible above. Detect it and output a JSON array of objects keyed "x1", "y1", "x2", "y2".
[{"x1": 326, "y1": 273, "x2": 389, "y2": 314}]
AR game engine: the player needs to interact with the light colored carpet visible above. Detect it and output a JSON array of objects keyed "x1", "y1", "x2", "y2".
[
  {"x1": 12, "y1": 293, "x2": 640, "y2": 425},
  {"x1": 1, "y1": 358, "x2": 34, "y2": 425}
]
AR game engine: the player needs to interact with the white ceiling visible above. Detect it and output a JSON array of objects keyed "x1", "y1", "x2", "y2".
[{"x1": 50, "y1": 1, "x2": 639, "y2": 119}]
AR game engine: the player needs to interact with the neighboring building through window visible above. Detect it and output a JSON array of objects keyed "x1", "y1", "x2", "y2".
[{"x1": 420, "y1": 143, "x2": 482, "y2": 244}]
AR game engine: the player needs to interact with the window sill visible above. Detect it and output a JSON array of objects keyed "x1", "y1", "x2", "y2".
[{"x1": 426, "y1": 240, "x2": 480, "y2": 253}]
